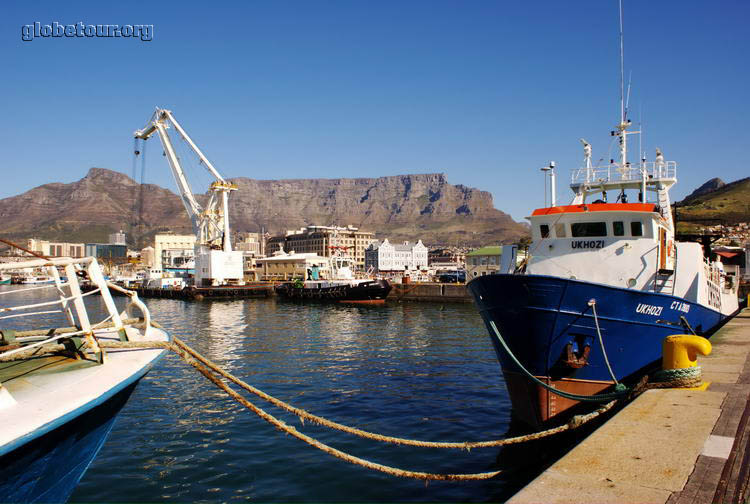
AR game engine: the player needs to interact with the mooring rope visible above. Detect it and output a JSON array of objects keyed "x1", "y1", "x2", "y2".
[
  {"x1": 0, "y1": 325, "x2": 621, "y2": 481},
  {"x1": 169, "y1": 336, "x2": 616, "y2": 449},
  {"x1": 165, "y1": 341, "x2": 500, "y2": 481},
  {"x1": 648, "y1": 366, "x2": 703, "y2": 389}
]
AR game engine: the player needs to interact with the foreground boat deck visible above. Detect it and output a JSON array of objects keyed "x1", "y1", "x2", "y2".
[
  {"x1": 0, "y1": 354, "x2": 98, "y2": 389},
  {"x1": 509, "y1": 307, "x2": 750, "y2": 504}
]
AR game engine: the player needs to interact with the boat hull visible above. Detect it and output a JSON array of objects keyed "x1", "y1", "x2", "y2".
[
  {"x1": 467, "y1": 274, "x2": 726, "y2": 427},
  {"x1": 0, "y1": 383, "x2": 138, "y2": 504},
  {"x1": 275, "y1": 279, "x2": 392, "y2": 303}
]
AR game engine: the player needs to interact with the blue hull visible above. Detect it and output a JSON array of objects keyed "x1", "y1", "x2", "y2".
[
  {"x1": 468, "y1": 274, "x2": 727, "y2": 426},
  {"x1": 0, "y1": 383, "x2": 138, "y2": 503}
]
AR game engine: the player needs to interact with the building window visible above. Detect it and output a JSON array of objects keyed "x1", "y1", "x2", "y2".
[
  {"x1": 613, "y1": 221, "x2": 625, "y2": 236},
  {"x1": 571, "y1": 222, "x2": 607, "y2": 237},
  {"x1": 631, "y1": 221, "x2": 643, "y2": 237},
  {"x1": 540, "y1": 224, "x2": 550, "y2": 238}
]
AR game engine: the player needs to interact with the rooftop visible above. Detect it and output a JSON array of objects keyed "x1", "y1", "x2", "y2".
[{"x1": 466, "y1": 246, "x2": 502, "y2": 257}]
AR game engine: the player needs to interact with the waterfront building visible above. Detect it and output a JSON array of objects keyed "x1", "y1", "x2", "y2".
[
  {"x1": 428, "y1": 247, "x2": 465, "y2": 266},
  {"x1": 266, "y1": 225, "x2": 376, "y2": 269},
  {"x1": 153, "y1": 234, "x2": 196, "y2": 270},
  {"x1": 266, "y1": 235, "x2": 285, "y2": 255},
  {"x1": 256, "y1": 250, "x2": 331, "y2": 281},
  {"x1": 85, "y1": 243, "x2": 127, "y2": 260},
  {"x1": 365, "y1": 239, "x2": 428, "y2": 272},
  {"x1": 428, "y1": 247, "x2": 466, "y2": 273},
  {"x1": 162, "y1": 248, "x2": 194, "y2": 271},
  {"x1": 242, "y1": 253, "x2": 261, "y2": 281},
  {"x1": 466, "y1": 246, "x2": 502, "y2": 278},
  {"x1": 27, "y1": 239, "x2": 85, "y2": 258}
]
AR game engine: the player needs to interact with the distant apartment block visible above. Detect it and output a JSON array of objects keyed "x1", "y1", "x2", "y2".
[
  {"x1": 234, "y1": 231, "x2": 266, "y2": 257},
  {"x1": 85, "y1": 243, "x2": 127, "y2": 259},
  {"x1": 266, "y1": 225, "x2": 375, "y2": 269},
  {"x1": 365, "y1": 239, "x2": 428, "y2": 272},
  {"x1": 27, "y1": 239, "x2": 85, "y2": 258},
  {"x1": 154, "y1": 234, "x2": 196, "y2": 269},
  {"x1": 108, "y1": 230, "x2": 127, "y2": 246}
]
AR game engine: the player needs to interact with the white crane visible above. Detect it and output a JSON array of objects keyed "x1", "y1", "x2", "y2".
[{"x1": 134, "y1": 108, "x2": 244, "y2": 287}]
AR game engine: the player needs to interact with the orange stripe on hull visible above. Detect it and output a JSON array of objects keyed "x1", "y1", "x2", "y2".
[{"x1": 503, "y1": 371, "x2": 613, "y2": 428}]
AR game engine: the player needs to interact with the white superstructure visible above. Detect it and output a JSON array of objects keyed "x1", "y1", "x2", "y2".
[{"x1": 525, "y1": 134, "x2": 737, "y2": 317}]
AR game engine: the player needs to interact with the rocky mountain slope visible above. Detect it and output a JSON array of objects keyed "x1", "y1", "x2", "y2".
[
  {"x1": 0, "y1": 168, "x2": 528, "y2": 247},
  {"x1": 682, "y1": 177, "x2": 726, "y2": 203},
  {"x1": 676, "y1": 176, "x2": 750, "y2": 228}
]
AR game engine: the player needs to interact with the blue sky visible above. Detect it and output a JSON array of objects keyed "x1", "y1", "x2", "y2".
[{"x1": 2, "y1": 1, "x2": 748, "y2": 222}]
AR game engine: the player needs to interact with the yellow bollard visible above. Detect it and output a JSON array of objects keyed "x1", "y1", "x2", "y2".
[{"x1": 662, "y1": 334, "x2": 711, "y2": 370}]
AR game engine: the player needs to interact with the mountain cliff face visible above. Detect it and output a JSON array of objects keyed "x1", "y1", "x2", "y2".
[
  {"x1": 229, "y1": 173, "x2": 525, "y2": 244},
  {"x1": 0, "y1": 168, "x2": 528, "y2": 247}
]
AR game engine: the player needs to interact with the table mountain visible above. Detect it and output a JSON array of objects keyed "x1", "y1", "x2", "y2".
[{"x1": 0, "y1": 168, "x2": 528, "y2": 247}]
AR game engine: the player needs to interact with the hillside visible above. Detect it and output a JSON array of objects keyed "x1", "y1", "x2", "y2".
[
  {"x1": 676, "y1": 176, "x2": 750, "y2": 229},
  {"x1": 0, "y1": 168, "x2": 528, "y2": 248}
]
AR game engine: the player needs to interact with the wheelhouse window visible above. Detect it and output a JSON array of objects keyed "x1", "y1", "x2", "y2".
[
  {"x1": 631, "y1": 221, "x2": 643, "y2": 237},
  {"x1": 540, "y1": 224, "x2": 550, "y2": 238},
  {"x1": 613, "y1": 221, "x2": 625, "y2": 236},
  {"x1": 571, "y1": 222, "x2": 607, "y2": 237},
  {"x1": 555, "y1": 223, "x2": 567, "y2": 237}
]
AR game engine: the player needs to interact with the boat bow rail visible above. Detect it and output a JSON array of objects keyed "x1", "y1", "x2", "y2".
[{"x1": 0, "y1": 256, "x2": 153, "y2": 366}]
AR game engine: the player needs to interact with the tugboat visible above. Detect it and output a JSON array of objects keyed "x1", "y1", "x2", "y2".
[
  {"x1": 467, "y1": 5, "x2": 739, "y2": 428},
  {"x1": 275, "y1": 248, "x2": 391, "y2": 304}
]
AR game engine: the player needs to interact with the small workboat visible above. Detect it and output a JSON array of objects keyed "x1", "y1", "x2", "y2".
[
  {"x1": 0, "y1": 275, "x2": 10, "y2": 285},
  {"x1": 0, "y1": 256, "x2": 169, "y2": 503}
]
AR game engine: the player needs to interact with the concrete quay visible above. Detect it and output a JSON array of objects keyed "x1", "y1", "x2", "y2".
[
  {"x1": 386, "y1": 282, "x2": 471, "y2": 303},
  {"x1": 509, "y1": 308, "x2": 750, "y2": 504}
]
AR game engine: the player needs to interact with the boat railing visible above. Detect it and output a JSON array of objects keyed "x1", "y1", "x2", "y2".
[
  {"x1": 0, "y1": 257, "x2": 151, "y2": 363},
  {"x1": 571, "y1": 161, "x2": 677, "y2": 186}
]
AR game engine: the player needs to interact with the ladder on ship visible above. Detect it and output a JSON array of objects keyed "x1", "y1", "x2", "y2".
[{"x1": 654, "y1": 246, "x2": 677, "y2": 296}]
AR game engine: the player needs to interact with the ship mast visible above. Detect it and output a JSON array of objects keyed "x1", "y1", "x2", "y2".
[{"x1": 613, "y1": 0, "x2": 639, "y2": 174}]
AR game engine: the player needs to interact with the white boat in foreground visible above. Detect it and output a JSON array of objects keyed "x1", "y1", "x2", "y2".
[{"x1": 0, "y1": 256, "x2": 169, "y2": 503}]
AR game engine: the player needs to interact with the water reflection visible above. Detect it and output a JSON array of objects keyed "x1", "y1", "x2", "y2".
[{"x1": 63, "y1": 297, "x2": 513, "y2": 503}]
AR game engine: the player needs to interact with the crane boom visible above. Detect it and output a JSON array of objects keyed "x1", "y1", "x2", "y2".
[{"x1": 134, "y1": 108, "x2": 243, "y2": 287}]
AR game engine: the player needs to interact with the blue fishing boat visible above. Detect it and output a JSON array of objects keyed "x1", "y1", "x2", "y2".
[
  {"x1": 468, "y1": 3, "x2": 740, "y2": 428},
  {"x1": 0, "y1": 256, "x2": 169, "y2": 503}
]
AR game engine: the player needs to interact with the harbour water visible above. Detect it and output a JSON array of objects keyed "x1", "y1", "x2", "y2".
[{"x1": 2, "y1": 286, "x2": 527, "y2": 502}]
